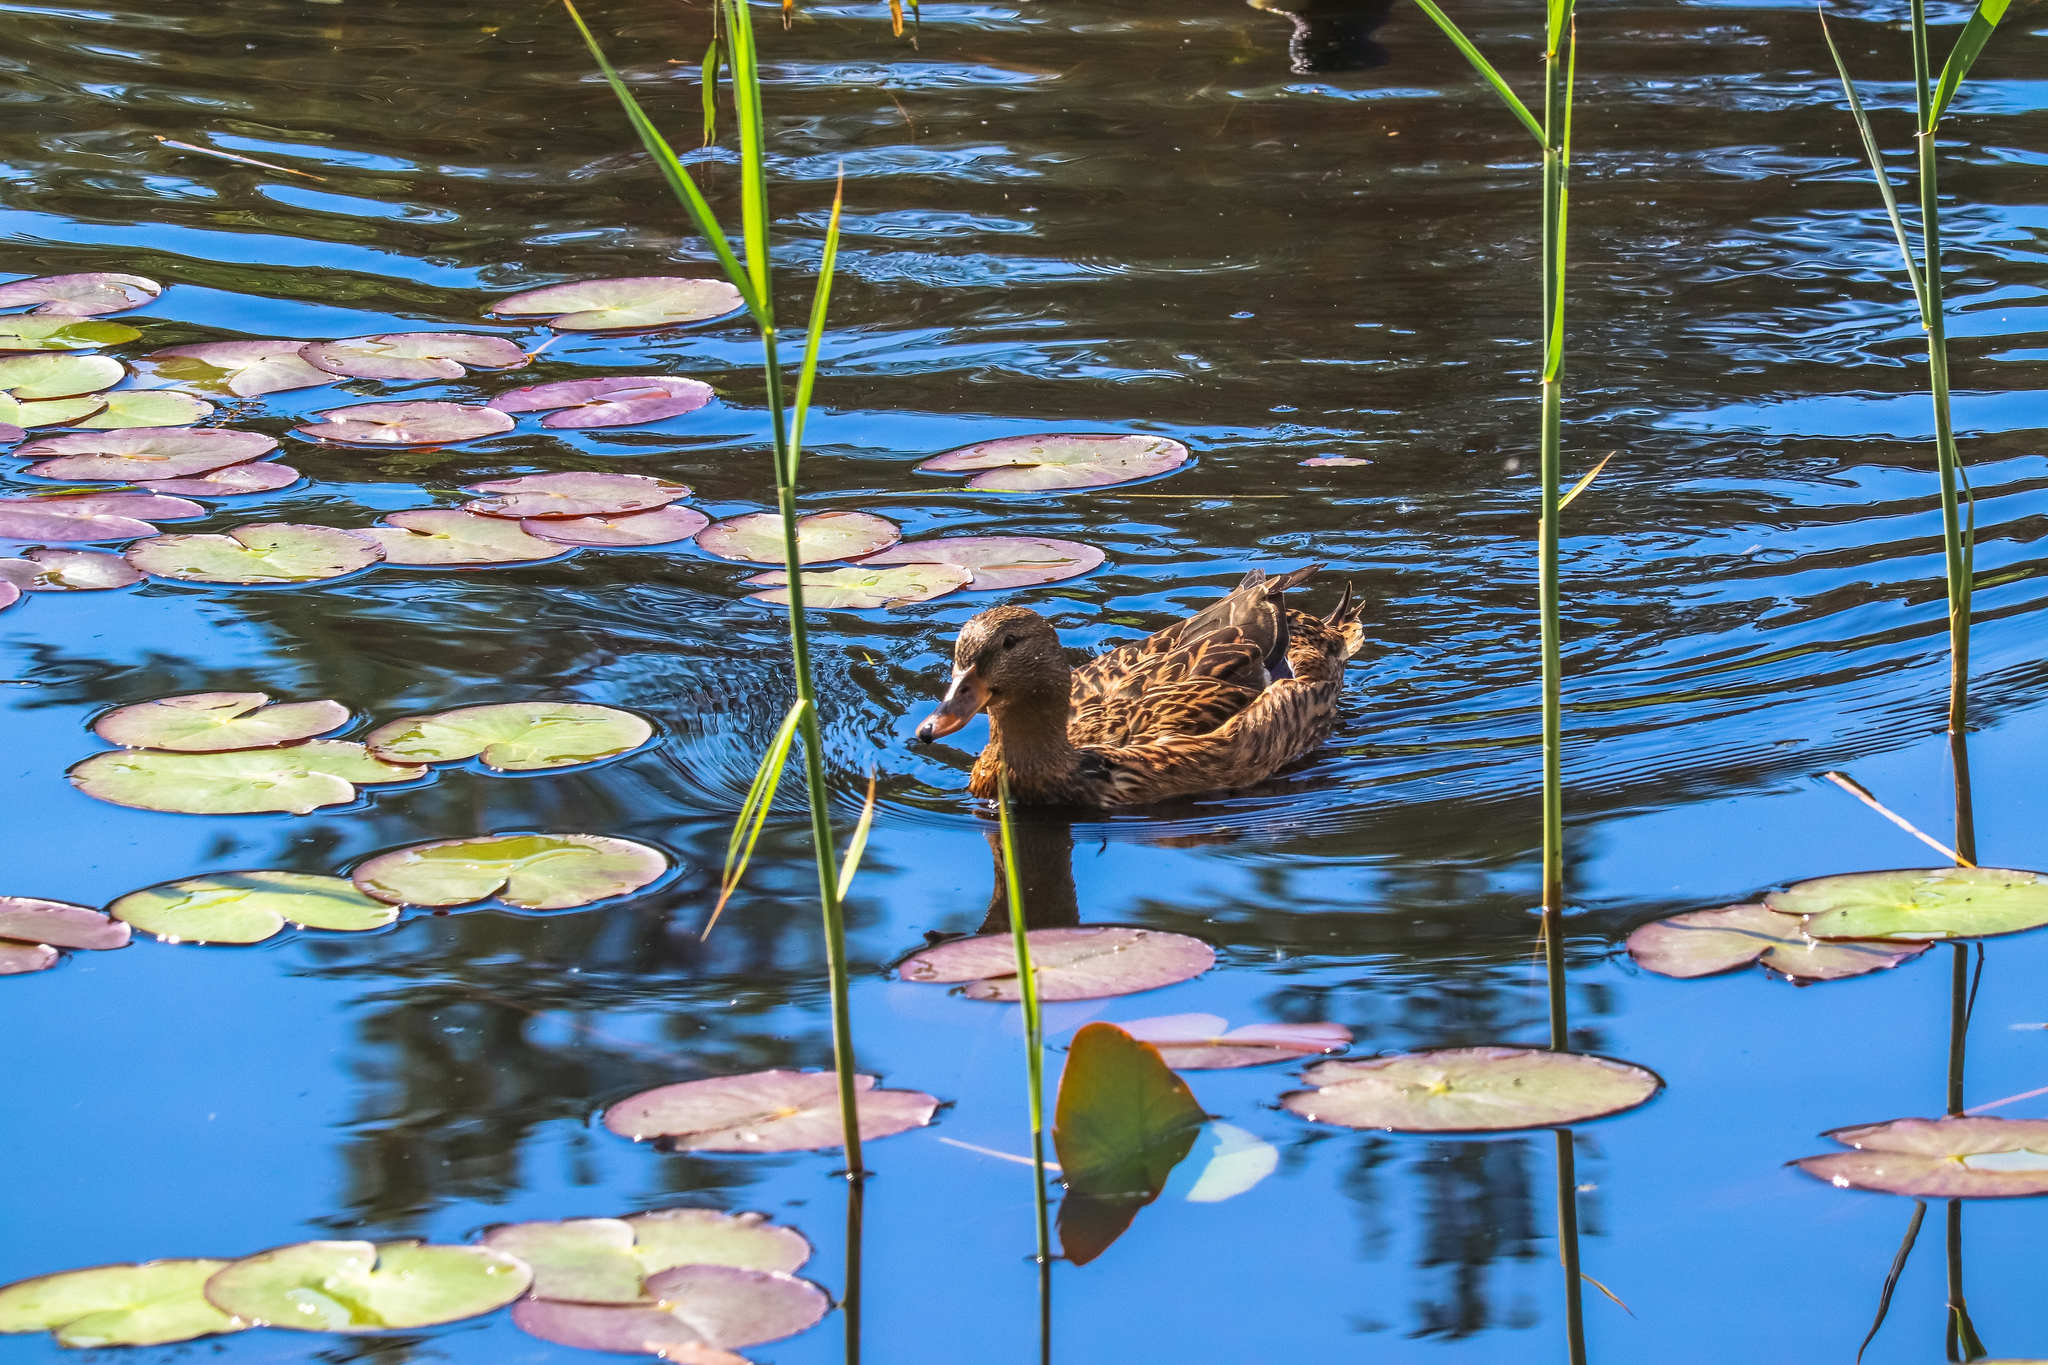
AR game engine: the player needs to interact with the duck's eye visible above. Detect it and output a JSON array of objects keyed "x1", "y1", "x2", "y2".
[{"x1": 1002, "y1": 634, "x2": 1018, "y2": 650}]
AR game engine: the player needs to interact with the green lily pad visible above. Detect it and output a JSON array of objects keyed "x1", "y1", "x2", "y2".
[
  {"x1": 856, "y1": 535, "x2": 1106, "y2": 590},
  {"x1": 203, "y1": 1241, "x2": 532, "y2": 1331},
  {"x1": 0, "y1": 549, "x2": 144, "y2": 591},
  {"x1": 0, "y1": 1260, "x2": 244, "y2": 1347},
  {"x1": 351, "y1": 833, "x2": 667, "y2": 910},
  {"x1": 462, "y1": 471, "x2": 689, "y2": 520},
  {"x1": 140, "y1": 341, "x2": 338, "y2": 398},
  {"x1": 0, "y1": 896, "x2": 130, "y2": 950},
  {"x1": 604, "y1": 1069, "x2": 940, "y2": 1152},
  {"x1": 490, "y1": 277, "x2": 746, "y2": 332},
  {"x1": 94, "y1": 692, "x2": 350, "y2": 752},
  {"x1": 1767, "y1": 867, "x2": 2048, "y2": 942},
  {"x1": 302, "y1": 332, "x2": 527, "y2": 381},
  {"x1": 0, "y1": 353, "x2": 124, "y2": 399},
  {"x1": 18, "y1": 426, "x2": 278, "y2": 480},
  {"x1": 1794, "y1": 1116, "x2": 2048, "y2": 1197},
  {"x1": 482, "y1": 1209, "x2": 809, "y2": 1304},
  {"x1": 0, "y1": 319, "x2": 140, "y2": 352},
  {"x1": 698, "y1": 510, "x2": 900, "y2": 565},
  {"x1": 295, "y1": 401, "x2": 514, "y2": 446},
  {"x1": 13, "y1": 396, "x2": 107, "y2": 427},
  {"x1": 72, "y1": 742, "x2": 425, "y2": 815},
  {"x1": 363, "y1": 701, "x2": 652, "y2": 771},
  {"x1": 525, "y1": 504, "x2": 710, "y2": 548},
  {"x1": 362, "y1": 509, "x2": 573, "y2": 566},
  {"x1": 1117, "y1": 1013, "x2": 1352, "y2": 1069},
  {"x1": 110, "y1": 871, "x2": 398, "y2": 944},
  {"x1": 1627, "y1": 901, "x2": 1930, "y2": 980},
  {"x1": 73, "y1": 390, "x2": 213, "y2": 429},
  {"x1": 896, "y1": 925, "x2": 1215, "y2": 1002},
  {"x1": 0, "y1": 273, "x2": 160, "y2": 317},
  {"x1": 512, "y1": 1266, "x2": 827, "y2": 1355},
  {"x1": 1280, "y1": 1046, "x2": 1663, "y2": 1133},
  {"x1": 918, "y1": 433, "x2": 1190, "y2": 492},
  {"x1": 1053, "y1": 1022, "x2": 1206, "y2": 1266},
  {"x1": 745, "y1": 563, "x2": 972, "y2": 610},
  {"x1": 126, "y1": 523, "x2": 383, "y2": 584}
]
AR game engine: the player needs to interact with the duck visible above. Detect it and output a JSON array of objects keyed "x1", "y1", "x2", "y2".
[{"x1": 912, "y1": 565, "x2": 1365, "y2": 806}]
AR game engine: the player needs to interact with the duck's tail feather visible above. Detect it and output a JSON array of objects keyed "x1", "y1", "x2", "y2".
[{"x1": 1324, "y1": 580, "x2": 1366, "y2": 660}]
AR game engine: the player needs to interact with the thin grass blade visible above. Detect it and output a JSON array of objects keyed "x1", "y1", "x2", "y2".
[
  {"x1": 1557, "y1": 450, "x2": 1611, "y2": 511},
  {"x1": 788, "y1": 171, "x2": 844, "y2": 472},
  {"x1": 719, "y1": 0, "x2": 774, "y2": 314},
  {"x1": 1932, "y1": 0, "x2": 2010, "y2": 121},
  {"x1": 700, "y1": 36, "x2": 721, "y2": 147},
  {"x1": 1407, "y1": 0, "x2": 1546, "y2": 144},
  {"x1": 888, "y1": 0, "x2": 905, "y2": 37},
  {"x1": 706, "y1": 697, "x2": 808, "y2": 937},
  {"x1": 1818, "y1": 7, "x2": 1931, "y2": 320},
  {"x1": 834, "y1": 772, "x2": 878, "y2": 901}
]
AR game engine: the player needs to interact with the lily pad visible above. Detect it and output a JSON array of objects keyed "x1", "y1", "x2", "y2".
[
  {"x1": 513, "y1": 1265, "x2": 827, "y2": 1354},
  {"x1": 73, "y1": 390, "x2": 213, "y2": 429},
  {"x1": 463, "y1": 472, "x2": 690, "y2": 520},
  {"x1": 745, "y1": 563, "x2": 972, "y2": 610},
  {"x1": 856, "y1": 535, "x2": 1105, "y2": 590},
  {"x1": 138, "y1": 461, "x2": 300, "y2": 497},
  {"x1": 362, "y1": 509, "x2": 573, "y2": 566},
  {"x1": 0, "y1": 493, "x2": 202, "y2": 543},
  {"x1": 17, "y1": 426, "x2": 278, "y2": 480},
  {"x1": 109, "y1": 871, "x2": 398, "y2": 944},
  {"x1": 698, "y1": 510, "x2": 899, "y2": 565},
  {"x1": 301, "y1": 332, "x2": 527, "y2": 380},
  {"x1": 0, "y1": 353, "x2": 124, "y2": 398},
  {"x1": 0, "y1": 896, "x2": 131, "y2": 950},
  {"x1": 0, "y1": 1260, "x2": 243, "y2": 1347},
  {"x1": 604, "y1": 1069, "x2": 940, "y2": 1152},
  {"x1": 142, "y1": 340, "x2": 338, "y2": 398},
  {"x1": 351, "y1": 833, "x2": 667, "y2": 910},
  {"x1": 94, "y1": 692, "x2": 349, "y2": 752},
  {"x1": 482, "y1": 1209, "x2": 808, "y2": 1304},
  {"x1": 1767, "y1": 867, "x2": 2048, "y2": 942},
  {"x1": 918, "y1": 433, "x2": 1190, "y2": 492},
  {"x1": 0, "y1": 423, "x2": 21, "y2": 444},
  {"x1": 0, "y1": 272, "x2": 161, "y2": 317},
  {"x1": 0, "y1": 319, "x2": 141, "y2": 352},
  {"x1": 1301, "y1": 456, "x2": 1372, "y2": 467},
  {"x1": 488, "y1": 375, "x2": 717, "y2": 429},
  {"x1": 1793, "y1": 1116, "x2": 2048, "y2": 1198},
  {"x1": 1116, "y1": 1013, "x2": 1353, "y2": 1069},
  {"x1": 364, "y1": 701, "x2": 652, "y2": 771},
  {"x1": 0, "y1": 548, "x2": 144, "y2": 590},
  {"x1": 72, "y1": 742, "x2": 425, "y2": 816},
  {"x1": 126, "y1": 523, "x2": 383, "y2": 584},
  {"x1": 526, "y1": 505, "x2": 710, "y2": 548},
  {"x1": 203, "y1": 1241, "x2": 531, "y2": 1331},
  {"x1": 1627, "y1": 902, "x2": 1930, "y2": 980},
  {"x1": 295, "y1": 401, "x2": 514, "y2": 446},
  {"x1": 1280, "y1": 1046, "x2": 1663, "y2": 1133},
  {"x1": 0, "y1": 942, "x2": 57, "y2": 974},
  {"x1": 490, "y1": 277, "x2": 746, "y2": 332},
  {"x1": 896, "y1": 925, "x2": 1215, "y2": 1002},
  {"x1": 1053, "y1": 1022, "x2": 1206, "y2": 1266},
  {"x1": 11, "y1": 395, "x2": 107, "y2": 427},
  {"x1": 0, "y1": 580, "x2": 15, "y2": 613}
]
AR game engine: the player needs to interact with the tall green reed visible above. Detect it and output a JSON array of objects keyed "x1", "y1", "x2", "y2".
[{"x1": 995, "y1": 774, "x2": 1051, "y2": 1364}]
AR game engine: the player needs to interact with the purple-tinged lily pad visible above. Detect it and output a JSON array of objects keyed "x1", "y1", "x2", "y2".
[
  {"x1": 646, "y1": 1266, "x2": 828, "y2": 1348},
  {"x1": 1767, "y1": 867, "x2": 2048, "y2": 942},
  {"x1": 512, "y1": 1300, "x2": 756, "y2": 1359},
  {"x1": 918, "y1": 433, "x2": 1190, "y2": 492},
  {"x1": 462, "y1": 471, "x2": 689, "y2": 520},
  {"x1": 0, "y1": 941, "x2": 58, "y2": 974},
  {"x1": 0, "y1": 353, "x2": 124, "y2": 399},
  {"x1": 137, "y1": 461, "x2": 299, "y2": 497},
  {"x1": 605, "y1": 1069, "x2": 939, "y2": 1153},
  {"x1": 364, "y1": 701, "x2": 651, "y2": 772},
  {"x1": 0, "y1": 319, "x2": 140, "y2": 352},
  {"x1": 1794, "y1": 1116, "x2": 2048, "y2": 1197},
  {"x1": 295, "y1": 400, "x2": 514, "y2": 446},
  {"x1": 0, "y1": 580, "x2": 16, "y2": 612},
  {"x1": 855, "y1": 535, "x2": 1105, "y2": 590},
  {"x1": 7, "y1": 492, "x2": 203, "y2": 521},
  {"x1": 18, "y1": 426, "x2": 278, "y2": 480},
  {"x1": 109, "y1": 871, "x2": 398, "y2": 943},
  {"x1": 698, "y1": 511, "x2": 900, "y2": 565},
  {"x1": 0, "y1": 897, "x2": 130, "y2": 951},
  {"x1": 94, "y1": 692, "x2": 350, "y2": 752},
  {"x1": 0, "y1": 423, "x2": 24, "y2": 445},
  {"x1": 526, "y1": 505, "x2": 710, "y2": 548},
  {"x1": 482, "y1": 1209, "x2": 809, "y2": 1305},
  {"x1": 1281, "y1": 1046, "x2": 1663, "y2": 1133},
  {"x1": 1627, "y1": 902, "x2": 1929, "y2": 981},
  {"x1": 126, "y1": 523, "x2": 383, "y2": 584},
  {"x1": 301, "y1": 332, "x2": 527, "y2": 381},
  {"x1": 0, "y1": 273, "x2": 160, "y2": 317},
  {"x1": 1116, "y1": 1013, "x2": 1352, "y2": 1069},
  {"x1": 73, "y1": 390, "x2": 213, "y2": 429},
  {"x1": 141, "y1": 341, "x2": 338, "y2": 398},
  {"x1": 352, "y1": 833, "x2": 667, "y2": 910},
  {"x1": 1300, "y1": 456, "x2": 1372, "y2": 467},
  {"x1": 488, "y1": 375, "x2": 716, "y2": 429},
  {"x1": 744, "y1": 564, "x2": 972, "y2": 610},
  {"x1": 362, "y1": 509, "x2": 573, "y2": 566},
  {"x1": 72, "y1": 742, "x2": 424, "y2": 816},
  {"x1": 0, "y1": 493, "x2": 202, "y2": 543},
  {"x1": 0, "y1": 549, "x2": 145, "y2": 590},
  {"x1": 490, "y1": 277, "x2": 746, "y2": 332},
  {"x1": 0, "y1": 1260, "x2": 244, "y2": 1347},
  {"x1": 897, "y1": 925, "x2": 1215, "y2": 1002},
  {"x1": 203, "y1": 1241, "x2": 532, "y2": 1331}
]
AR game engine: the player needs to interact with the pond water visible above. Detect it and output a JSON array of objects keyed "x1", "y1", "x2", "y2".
[{"x1": 4, "y1": 0, "x2": 2048, "y2": 1360}]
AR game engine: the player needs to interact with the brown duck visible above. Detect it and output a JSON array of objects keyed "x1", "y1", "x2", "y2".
[{"x1": 913, "y1": 565, "x2": 1365, "y2": 805}]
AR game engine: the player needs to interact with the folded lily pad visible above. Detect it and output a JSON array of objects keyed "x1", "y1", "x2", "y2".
[
  {"x1": 1052, "y1": 1022, "x2": 1205, "y2": 1265},
  {"x1": 204, "y1": 1241, "x2": 532, "y2": 1331},
  {"x1": 1280, "y1": 1046, "x2": 1663, "y2": 1133},
  {"x1": 126, "y1": 523, "x2": 384, "y2": 584},
  {"x1": 856, "y1": 535, "x2": 1105, "y2": 589},
  {"x1": 141, "y1": 341, "x2": 338, "y2": 397},
  {"x1": 490, "y1": 277, "x2": 746, "y2": 332},
  {"x1": 1794, "y1": 1116, "x2": 2048, "y2": 1197},
  {"x1": 526, "y1": 505, "x2": 710, "y2": 547},
  {"x1": 95, "y1": 692, "x2": 349, "y2": 752},
  {"x1": 488, "y1": 375, "x2": 717, "y2": 429},
  {"x1": 17, "y1": 426, "x2": 278, "y2": 480},
  {"x1": 918, "y1": 434, "x2": 1190, "y2": 492},
  {"x1": 109, "y1": 871, "x2": 399, "y2": 943},
  {"x1": 73, "y1": 390, "x2": 213, "y2": 429},
  {"x1": 0, "y1": 353, "x2": 124, "y2": 399},
  {"x1": 12, "y1": 395, "x2": 108, "y2": 427},
  {"x1": 0, "y1": 1260, "x2": 243, "y2": 1348},
  {"x1": 0, "y1": 548, "x2": 144, "y2": 590},
  {"x1": 0, "y1": 493, "x2": 201, "y2": 542},
  {"x1": 1767, "y1": 867, "x2": 2048, "y2": 942},
  {"x1": 0, "y1": 896, "x2": 130, "y2": 950},
  {"x1": 364, "y1": 701, "x2": 652, "y2": 771},
  {"x1": 0, "y1": 319, "x2": 141, "y2": 352},
  {"x1": 482, "y1": 1209, "x2": 809, "y2": 1304},
  {"x1": 462, "y1": 471, "x2": 689, "y2": 520},
  {"x1": 604, "y1": 1069, "x2": 939, "y2": 1152},
  {"x1": 72, "y1": 742, "x2": 424, "y2": 816},
  {"x1": 513, "y1": 1265, "x2": 826, "y2": 1354},
  {"x1": 745, "y1": 564, "x2": 974, "y2": 610},
  {"x1": 295, "y1": 400, "x2": 514, "y2": 446},
  {"x1": 1116, "y1": 1013, "x2": 1352, "y2": 1069},
  {"x1": 0, "y1": 272, "x2": 161, "y2": 317},
  {"x1": 897, "y1": 926, "x2": 1215, "y2": 1002},
  {"x1": 698, "y1": 510, "x2": 899, "y2": 565},
  {"x1": 138, "y1": 461, "x2": 300, "y2": 497},
  {"x1": 0, "y1": 580, "x2": 16, "y2": 612},
  {"x1": 352, "y1": 833, "x2": 667, "y2": 910},
  {"x1": 362, "y1": 509, "x2": 573, "y2": 566},
  {"x1": 1627, "y1": 902, "x2": 1930, "y2": 980},
  {"x1": 302, "y1": 332, "x2": 528, "y2": 381},
  {"x1": 0, "y1": 941, "x2": 58, "y2": 974}
]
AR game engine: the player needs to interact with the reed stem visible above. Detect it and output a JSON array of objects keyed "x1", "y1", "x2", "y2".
[{"x1": 996, "y1": 775, "x2": 1052, "y2": 1280}]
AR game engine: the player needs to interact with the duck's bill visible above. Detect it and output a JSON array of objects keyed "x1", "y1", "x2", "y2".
[{"x1": 914, "y1": 665, "x2": 987, "y2": 742}]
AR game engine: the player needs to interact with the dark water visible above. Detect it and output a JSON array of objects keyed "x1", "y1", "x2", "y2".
[{"x1": 5, "y1": 0, "x2": 2048, "y2": 1359}]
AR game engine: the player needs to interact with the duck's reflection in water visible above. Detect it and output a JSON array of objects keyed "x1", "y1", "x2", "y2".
[
  {"x1": 975, "y1": 808, "x2": 1083, "y2": 934},
  {"x1": 1248, "y1": 0, "x2": 1398, "y2": 73}
]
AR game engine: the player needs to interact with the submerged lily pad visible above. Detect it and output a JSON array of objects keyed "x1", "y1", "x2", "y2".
[
  {"x1": 918, "y1": 433, "x2": 1190, "y2": 492},
  {"x1": 0, "y1": 548, "x2": 144, "y2": 590},
  {"x1": 138, "y1": 461, "x2": 300, "y2": 497},
  {"x1": 483, "y1": 1209, "x2": 809, "y2": 1304},
  {"x1": 352, "y1": 833, "x2": 667, "y2": 910},
  {"x1": 857, "y1": 535, "x2": 1105, "y2": 589},
  {"x1": 72, "y1": 742, "x2": 424, "y2": 815},
  {"x1": 302, "y1": 332, "x2": 527, "y2": 380},
  {"x1": 462, "y1": 472, "x2": 689, "y2": 520},
  {"x1": 0, "y1": 319, "x2": 141, "y2": 352},
  {"x1": 526, "y1": 505, "x2": 710, "y2": 548},
  {"x1": 1280, "y1": 1046, "x2": 1663, "y2": 1133},
  {"x1": 362, "y1": 509, "x2": 573, "y2": 566},
  {"x1": 142, "y1": 341, "x2": 337, "y2": 398},
  {"x1": 897, "y1": 925, "x2": 1215, "y2": 1002},
  {"x1": 491, "y1": 277, "x2": 746, "y2": 332},
  {"x1": 94, "y1": 692, "x2": 349, "y2": 752},
  {"x1": 698, "y1": 511, "x2": 899, "y2": 565},
  {"x1": 364, "y1": 702, "x2": 652, "y2": 771},
  {"x1": 0, "y1": 353, "x2": 124, "y2": 399},
  {"x1": 513, "y1": 1265, "x2": 827, "y2": 1354},
  {"x1": 0, "y1": 273, "x2": 160, "y2": 317},
  {"x1": 204, "y1": 1241, "x2": 531, "y2": 1331},
  {"x1": 109, "y1": 872, "x2": 398, "y2": 944},
  {"x1": 0, "y1": 1260, "x2": 243, "y2": 1348},
  {"x1": 126, "y1": 523, "x2": 383, "y2": 584},
  {"x1": 1767, "y1": 867, "x2": 2048, "y2": 942},
  {"x1": 488, "y1": 375, "x2": 716, "y2": 429},
  {"x1": 1117, "y1": 1013, "x2": 1352, "y2": 1069},
  {"x1": 605, "y1": 1069, "x2": 940, "y2": 1152},
  {"x1": 1794, "y1": 1116, "x2": 2048, "y2": 1197},
  {"x1": 0, "y1": 896, "x2": 130, "y2": 951},
  {"x1": 17, "y1": 426, "x2": 278, "y2": 480},
  {"x1": 745, "y1": 563, "x2": 972, "y2": 610},
  {"x1": 295, "y1": 401, "x2": 514, "y2": 446},
  {"x1": 1627, "y1": 902, "x2": 1930, "y2": 980},
  {"x1": 0, "y1": 493, "x2": 202, "y2": 543},
  {"x1": 73, "y1": 390, "x2": 213, "y2": 429}
]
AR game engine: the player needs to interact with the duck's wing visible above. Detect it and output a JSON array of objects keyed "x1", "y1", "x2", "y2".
[{"x1": 1070, "y1": 627, "x2": 1265, "y2": 746}]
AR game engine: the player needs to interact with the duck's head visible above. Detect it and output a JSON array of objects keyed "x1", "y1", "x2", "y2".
[{"x1": 914, "y1": 604, "x2": 1069, "y2": 743}]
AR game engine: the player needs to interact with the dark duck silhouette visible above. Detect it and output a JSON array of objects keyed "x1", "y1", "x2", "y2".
[{"x1": 1249, "y1": 0, "x2": 1398, "y2": 73}]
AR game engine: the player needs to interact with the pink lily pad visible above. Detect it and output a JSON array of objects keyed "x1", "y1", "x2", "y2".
[
  {"x1": 512, "y1": 1263, "x2": 827, "y2": 1354},
  {"x1": 461, "y1": 471, "x2": 690, "y2": 520},
  {"x1": 0, "y1": 580, "x2": 15, "y2": 611},
  {"x1": 95, "y1": 692, "x2": 350, "y2": 752},
  {"x1": 490, "y1": 277, "x2": 746, "y2": 332},
  {"x1": 897, "y1": 925, "x2": 1215, "y2": 1002},
  {"x1": 488, "y1": 375, "x2": 716, "y2": 429},
  {"x1": 743, "y1": 563, "x2": 972, "y2": 610},
  {"x1": 918, "y1": 433, "x2": 1190, "y2": 492},
  {"x1": 0, "y1": 273, "x2": 161, "y2": 317},
  {"x1": 697, "y1": 511, "x2": 899, "y2": 565},
  {"x1": 361, "y1": 510, "x2": 574, "y2": 566},
  {"x1": 0, "y1": 942, "x2": 58, "y2": 974},
  {"x1": 0, "y1": 423, "x2": 23, "y2": 445},
  {"x1": 525, "y1": 505, "x2": 710, "y2": 547},
  {"x1": 0, "y1": 493, "x2": 203, "y2": 542},
  {"x1": 0, "y1": 897, "x2": 131, "y2": 951},
  {"x1": 1794, "y1": 1116, "x2": 2048, "y2": 1197},
  {"x1": 1281, "y1": 1047, "x2": 1663, "y2": 1133},
  {"x1": 125, "y1": 523, "x2": 383, "y2": 584},
  {"x1": 301, "y1": 332, "x2": 528, "y2": 381},
  {"x1": 141, "y1": 341, "x2": 338, "y2": 398},
  {"x1": 3, "y1": 493, "x2": 202, "y2": 521},
  {"x1": 17, "y1": 427, "x2": 279, "y2": 481},
  {"x1": 1627, "y1": 902, "x2": 1929, "y2": 981},
  {"x1": 137, "y1": 462, "x2": 300, "y2": 497},
  {"x1": 295, "y1": 401, "x2": 513, "y2": 446},
  {"x1": 1116, "y1": 1013, "x2": 1352, "y2": 1069},
  {"x1": 855, "y1": 535, "x2": 1105, "y2": 589},
  {"x1": 1301, "y1": 456, "x2": 1372, "y2": 467},
  {"x1": 0, "y1": 548, "x2": 146, "y2": 590},
  {"x1": 605, "y1": 1070, "x2": 940, "y2": 1152}
]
